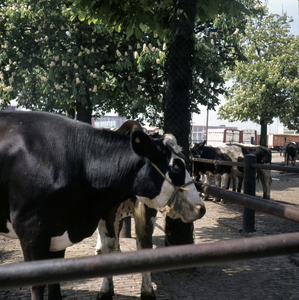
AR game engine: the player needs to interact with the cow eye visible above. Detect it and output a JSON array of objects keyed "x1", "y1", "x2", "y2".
[{"x1": 172, "y1": 158, "x2": 185, "y2": 174}]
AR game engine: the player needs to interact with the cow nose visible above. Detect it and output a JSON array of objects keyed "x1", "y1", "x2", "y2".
[{"x1": 199, "y1": 205, "x2": 206, "y2": 218}]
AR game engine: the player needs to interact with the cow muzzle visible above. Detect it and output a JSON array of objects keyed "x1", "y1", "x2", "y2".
[
  {"x1": 147, "y1": 158, "x2": 206, "y2": 222},
  {"x1": 162, "y1": 190, "x2": 206, "y2": 222}
]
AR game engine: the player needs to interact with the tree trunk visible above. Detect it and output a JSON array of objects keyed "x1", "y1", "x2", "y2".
[
  {"x1": 260, "y1": 119, "x2": 267, "y2": 147},
  {"x1": 77, "y1": 107, "x2": 92, "y2": 124},
  {"x1": 76, "y1": 97, "x2": 92, "y2": 124},
  {"x1": 163, "y1": 0, "x2": 195, "y2": 246}
]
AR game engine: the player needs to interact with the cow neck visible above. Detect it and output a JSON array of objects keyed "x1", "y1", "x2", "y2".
[{"x1": 146, "y1": 158, "x2": 194, "y2": 207}]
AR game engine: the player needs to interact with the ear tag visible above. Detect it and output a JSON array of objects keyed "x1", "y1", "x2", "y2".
[{"x1": 135, "y1": 137, "x2": 141, "y2": 143}]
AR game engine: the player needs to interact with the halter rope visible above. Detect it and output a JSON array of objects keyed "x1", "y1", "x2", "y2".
[{"x1": 146, "y1": 158, "x2": 194, "y2": 207}]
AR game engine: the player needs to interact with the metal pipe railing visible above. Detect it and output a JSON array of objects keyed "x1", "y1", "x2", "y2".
[
  {"x1": 0, "y1": 232, "x2": 299, "y2": 289},
  {"x1": 191, "y1": 157, "x2": 243, "y2": 167},
  {"x1": 251, "y1": 163, "x2": 299, "y2": 173},
  {"x1": 195, "y1": 182, "x2": 299, "y2": 224},
  {"x1": 190, "y1": 157, "x2": 299, "y2": 173}
]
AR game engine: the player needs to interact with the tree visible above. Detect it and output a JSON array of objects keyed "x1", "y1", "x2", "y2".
[
  {"x1": 72, "y1": 0, "x2": 252, "y2": 246},
  {"x1": 1, "y1": 0, "x2": 252, "y2": 245},
  {"x1": 218, "y1": 4, "x2": 299, "y2": 145},
  {"x1": 0, "y1": 0, "x2": 251, "y2": 126},
  {"x1": 0, "y1": 0, "x2": 166, "y2": 124}
]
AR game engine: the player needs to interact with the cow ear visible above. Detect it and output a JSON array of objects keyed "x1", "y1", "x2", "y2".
[{"x1": 131, "y1": 130, "x2": 158, "y2": 161}]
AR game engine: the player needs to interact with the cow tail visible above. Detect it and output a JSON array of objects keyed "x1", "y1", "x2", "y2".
[{"x1": 134, "y1": 199, "x2": 146, "y2": 243}]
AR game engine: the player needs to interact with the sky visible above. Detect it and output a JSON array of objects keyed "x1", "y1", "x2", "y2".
[{"x1": 192, "y1": 0, "x2": 299, "y2": 134}]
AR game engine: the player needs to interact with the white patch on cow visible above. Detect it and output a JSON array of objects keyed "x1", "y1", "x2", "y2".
[
  {"x1": 139, "y1": 168, "x2": 205, "y2": 222},
  {"x1": 98, "y1": 219, "x2": 118, "y2": 254},
  {"x1": 0, "y1": 221, "x2": 18, "y2": 239},
  {"x1": 136, "y1": 173, "x2": 174, "y2": 209},
  {"x1": 100, "y1": 277, "x2": 113, "y2": 294},
  {"x1": 141, "y1": 272, "x2": 154, "y2": 296},
  {"x1": 150, "y1": 216, "x2": 157, "y2": 227},
  {"x1": 135, "y1": 221, "x2": 155, "y2": 297},
  {"x1": 138, "y1": 148, "x2": 205, "y2": 222},
  {"x1": 118, "y1": 199, "x2": 135, "y2": 219},
  {"x1": 50, "y1": 231, "x2": 74, "y2": 252},
  {"x1": 97, "y1": 219, "x2": 116, "y2": 295}
]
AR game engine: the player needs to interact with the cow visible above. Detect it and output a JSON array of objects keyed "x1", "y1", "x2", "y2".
[
  {"x1": 95, "y1": 120, "x2": 158, "y2": 300},
  {"x1": 218, "y1": 143, "x2": 272, "y2": 200},
  {"x1": 286, "y1": 142, "x2": 299, "y2": 166},
  {"x1": 0, "y1": 111, "x2": 206, "y2": 300},
  {"x1": 190, "y1": 141, "x2": 233, "y2": 202}
]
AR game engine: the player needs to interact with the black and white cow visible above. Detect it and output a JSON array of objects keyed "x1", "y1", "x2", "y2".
[
  {"x1": 190, "y1": 141, "x2": 233, "y2": 202},
  {"x1": 191, "y1": 141, "x2": 272, "y2": 200},
  {"x1": 286, "y1": 142, "x2": 299, "y2": 166},
  {"x1": 0, "y1": 111, "x2": 206, "y2": 300},
  {"x1": 218, "y1": 143, "x2": 272, "y2": 199},
  {"x1": 95, "y1": 120, "x2": 158, "y2": 300}
]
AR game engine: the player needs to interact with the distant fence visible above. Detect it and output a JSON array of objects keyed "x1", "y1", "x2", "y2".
[
  {"x1": 191, "y1": 154, "x2": 299, "y2": 231},
  {"x1": 1, "y1": 154, "x2": 299, "y2": 290}
]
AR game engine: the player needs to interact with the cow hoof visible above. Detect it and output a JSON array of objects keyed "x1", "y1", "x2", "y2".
[
  {"x1": 96, "y1": 292, "x2": 114, "y2": 300},
  {"x1": 141, "y1": 290, "x2": 156, "y2": 300},
  {"x1": 213, "y1": 199, "x2": 221, "y2": 203}
]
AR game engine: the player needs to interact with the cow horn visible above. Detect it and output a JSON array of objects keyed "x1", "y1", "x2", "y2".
[{"x1": 164, "y1": 140, "x2": 187, "y2": 161}]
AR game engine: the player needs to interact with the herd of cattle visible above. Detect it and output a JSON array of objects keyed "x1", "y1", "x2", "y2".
[
  {"x1": 0, "y1": 111, "x2": 298, "y2": 300},
  {"x1": 190, "y1": 141, "x2": 272, "y2": 201}
]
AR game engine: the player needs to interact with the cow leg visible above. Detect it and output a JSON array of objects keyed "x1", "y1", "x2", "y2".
[
  {"x1": 226, "y1": 176, "x2": 231, "y2": 190},
  {"x1": 237, "y1": 176, "x2": 243, "y2": 193},
  {"x1": 231, "y1": 175, "x2": 237, "y2": 192},
  {"x1": 16, "y1": 223, "x2": 53, "y2": 300},
  {"x1": 257, "y1": 169, "x2": 271, "y2": 199},
  {"x1": 220, "y1": 173, "x2": 230, "y2": 203},
  {"x1": 47, "y1": 250, "x2": 65, "y2": 300},
  {"x1": 203, "y1": 175, "x2": 213, "y2": 200},
  {"x1": 214, "y1": 175, "x2": 221, "y2": 202},
  {"x1": 134, "y1": 200, "x2": 157, "y2": 300},
  {"x1": 96, "y1": 217, "x2": 119, "y2": 300}
]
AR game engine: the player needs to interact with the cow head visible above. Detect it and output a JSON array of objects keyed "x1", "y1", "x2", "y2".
[
  {"x1": 131, "y1": 130, "x2": 206, "y2": 223},
  {"x1": 190, "y1": 141, "x2": 206, "y2": 157}
]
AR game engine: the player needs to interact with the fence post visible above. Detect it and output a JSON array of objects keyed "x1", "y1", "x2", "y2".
[
  {"x1": 283, "y1": 137, "x2": 286, "y2": 161},
  {"x1": 243, "y1": 154, "x2": 256, "y2": 233}
]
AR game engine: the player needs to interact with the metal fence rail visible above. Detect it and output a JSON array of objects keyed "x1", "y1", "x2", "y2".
[
  {"x1": 195, "y1": 182, "x2": 299, "y2": 223},
  {"x1": 191, "y1": 154, "x2": 299, "y2": 232},
  {"x1": 0, "y1": 232, "x2": 299, "y2": 289},
  {"x1": 191, "y1": 156, "x2": 299, "y2": 173}
]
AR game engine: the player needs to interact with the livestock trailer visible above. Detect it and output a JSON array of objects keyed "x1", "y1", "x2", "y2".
[
  {"x1": 240, "y1": 129, "x2": 257, "y2": 144},
  {"x1": 207, "y1": 129, "x2": 240, "y2": 146},
  {"x1": 268, "y1": 133, "x2": 299, "y2": 150}
]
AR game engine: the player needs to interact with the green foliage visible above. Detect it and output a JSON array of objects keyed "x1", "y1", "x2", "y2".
[
  {"x1": 0, "y1": 0, "x2": 253, "y2": 125},
  {"x1": 0, "y1": 0, "x2": 167, "y2": 125},
  {"x1": 72, "y1": 0, "x2": 249, "y2": 42},
  {"x1": 71, "y1": 0, "x2": 254, "y2": 116},
  {"x1": 218, "y1": 4, "x2": 299, "y2": 131}
]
